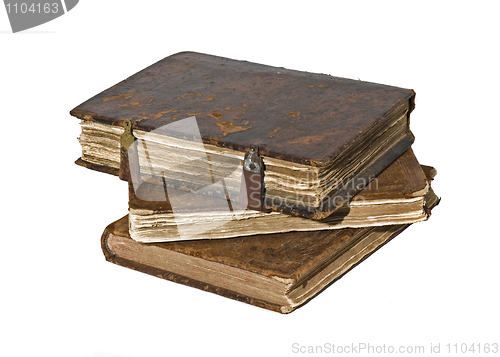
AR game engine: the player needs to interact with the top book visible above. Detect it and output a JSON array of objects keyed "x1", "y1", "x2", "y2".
[{"x1": 71, "y1": 52, "x2": 415, "y2": 220}]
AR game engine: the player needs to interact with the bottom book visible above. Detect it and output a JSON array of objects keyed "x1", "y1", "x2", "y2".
[{"x1": 101, "y1": 186, "x2": 437, "y2": 313}]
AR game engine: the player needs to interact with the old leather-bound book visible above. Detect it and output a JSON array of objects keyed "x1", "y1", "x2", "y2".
[
  {"x1": 128, "y1": 149, "x2": 436, "y2": 242},
  {"x1": 72, "y1": 52, "x2": 416, "y2": 220},
  {"x1": 102, "y1": 171, "x2": 439, "y2": 313}
]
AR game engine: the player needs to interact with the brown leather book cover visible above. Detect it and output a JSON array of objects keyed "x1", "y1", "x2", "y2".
[
  {"x1": 102, "y1": 166, "x2": 439, "y2": 313},
  {"x1": 72, "y1": 52, "x2": 415, "y2": 219},
  {"x1": 102, "y1": 215, "x2": 410, "y2": 313}
]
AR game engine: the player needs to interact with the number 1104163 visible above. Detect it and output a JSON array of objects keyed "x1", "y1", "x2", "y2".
[{"x1": 5, "y1": 3, "x2": 60, "y2": 14}]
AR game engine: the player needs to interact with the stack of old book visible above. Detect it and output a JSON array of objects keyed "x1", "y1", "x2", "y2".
[{"x1": 71, "y1": 52, "x2": 439, "y2": 313}]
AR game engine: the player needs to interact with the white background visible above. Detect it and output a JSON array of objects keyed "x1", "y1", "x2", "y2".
[{"x1": 1, "y1": 1, "x2": 499, "y2": 356}]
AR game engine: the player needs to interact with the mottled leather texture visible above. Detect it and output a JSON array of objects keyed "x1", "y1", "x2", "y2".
[
  {"x1": 71, "y1": 51, "x2": 415, "y2": 166},
  {"x1": 73, "y1": 52, "x2": 416, "y2": 219}
]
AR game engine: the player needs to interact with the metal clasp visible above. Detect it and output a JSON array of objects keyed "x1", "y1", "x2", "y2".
[{"x1": 242, "y1": 145, "x2": 266, "y2": 211}]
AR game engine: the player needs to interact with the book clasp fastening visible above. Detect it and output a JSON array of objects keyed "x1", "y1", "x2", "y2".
[{"x1": 243, "y1": 145, "x2": 266, "y2": 211}]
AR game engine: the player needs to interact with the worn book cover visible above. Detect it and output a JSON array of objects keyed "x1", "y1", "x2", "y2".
[
  {"x1": 102, "y1": 166, "x2": 439, "y2": 313},
  {"x1": 71, "y1": 51, "x2": 416, "y2": 219}
]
